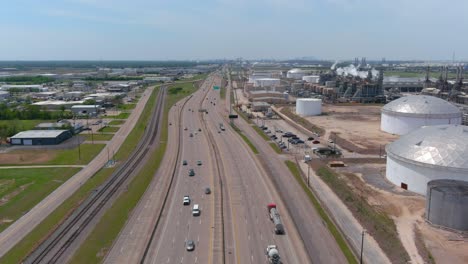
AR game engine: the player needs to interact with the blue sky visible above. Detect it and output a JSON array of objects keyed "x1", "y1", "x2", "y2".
[{"x1": 1, "y1": 0, "x2": 467, "y2": 60}]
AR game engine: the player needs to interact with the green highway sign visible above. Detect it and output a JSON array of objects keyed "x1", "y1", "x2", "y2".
[{"x1": 213, "y1": 86, "x2": 220, "y2": 90}]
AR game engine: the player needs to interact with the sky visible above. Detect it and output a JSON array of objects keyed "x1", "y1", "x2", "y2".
[{"x1": 1, "y1": 0, "x2": 467, "y2": 61}]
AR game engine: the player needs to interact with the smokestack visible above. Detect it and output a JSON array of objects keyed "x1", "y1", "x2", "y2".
[
  {"x1": 425, "y1": 66, "x2": 430, "y2": 82},
  {"x1": 445, "y1": 66, "x2": 448, "y2": 82}
]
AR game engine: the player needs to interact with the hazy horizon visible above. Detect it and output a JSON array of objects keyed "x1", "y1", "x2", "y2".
[{"x1": 2, "y1": 0, "x2": 468, "y2": 61}]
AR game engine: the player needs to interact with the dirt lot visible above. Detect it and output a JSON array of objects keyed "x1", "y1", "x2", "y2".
[
  {"x1": 301, "y1": 104, "x2": 399, "y2": 153},
  {"x1": 336, "y1": 162, "x2": 468, "y2": 264}
]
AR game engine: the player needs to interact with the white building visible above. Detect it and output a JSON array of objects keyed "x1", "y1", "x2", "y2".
[
  {"x1": 381, "y1": 95, "x2": 462, "y2": 135},
  {"x1": 253, "y1": 78, "x2": 280, "y2": 88},
  {"x1": 302, "y1": 75, "x2": 320, "y2": 83},
  {"x1": 286, "y1": 69, "x2": 309, "y2": 79},
  {"x1": 386, "y1": 125, "x2": 468, "y2": 196},
  {"x1": 71, "y1": 105, "x2": 103, "y2": 116},
  {"x1": 296, "y1": 98, "x2": 322, "y2": 116}
]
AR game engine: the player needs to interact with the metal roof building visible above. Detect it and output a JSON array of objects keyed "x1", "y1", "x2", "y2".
[
  {"x1": 10, "y1": 130, "x2": 72, "y2": 145},
  {"x1": 381, "y1": 95, "x2": 462, "y2": 135},
  {"x1": 385, "y1": 125, "x2": 468, "y2": 195}
]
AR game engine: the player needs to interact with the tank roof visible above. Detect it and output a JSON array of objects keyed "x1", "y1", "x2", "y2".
[
  {"x1": 386, "y1": 125, "x2": 468, "y2": 172},
  {"x1": 382, "y1": 95, "x2": 461, "y2": 118}
]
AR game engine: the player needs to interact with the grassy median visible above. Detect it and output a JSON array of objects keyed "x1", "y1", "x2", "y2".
[
  {"x1": 70, "y1": 81, "x2": 199, "y2": 263},
  {"x1": 284, "y1": 160, "x2": 358, "y2": 264},
  {"x1": 230, "y1": 123, "x2": 259, "y2": 154},
  {"x1": 0, "y1": 86, "x2": 161, "y2": 264}
]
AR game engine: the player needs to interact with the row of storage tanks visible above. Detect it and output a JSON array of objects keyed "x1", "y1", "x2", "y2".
[{"x1": 381, "y1": 95, "x2": 467, "y2": 231}]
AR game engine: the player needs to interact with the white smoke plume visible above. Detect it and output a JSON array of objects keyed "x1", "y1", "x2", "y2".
[
  {"x1": 335, "y1": 64, "x2": 379, "y2": 79},
  {"x1": 330, "y1": 60, "x2": 338, "y2": 70}
]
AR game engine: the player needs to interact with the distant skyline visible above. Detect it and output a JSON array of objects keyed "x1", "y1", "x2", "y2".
[{"x1": 2, "y1": 0, "x2": 468, "y2": 61}]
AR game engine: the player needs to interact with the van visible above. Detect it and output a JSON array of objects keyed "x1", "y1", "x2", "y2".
[{"x1": 192, "y1": 204, "x2": 200, "y2": 216}]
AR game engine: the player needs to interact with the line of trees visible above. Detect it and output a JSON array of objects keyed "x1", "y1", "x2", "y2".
[
  {"x1": 0, "y1": 103, "x2": 72, "y2": 120},
  {"x1": 0, "y1": 76, "x2": 54, "y2": 84}
]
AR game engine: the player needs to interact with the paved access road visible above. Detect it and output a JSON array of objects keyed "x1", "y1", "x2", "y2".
[{"x1": 0, "y1": 87, "x2": 155, "y2": 258}]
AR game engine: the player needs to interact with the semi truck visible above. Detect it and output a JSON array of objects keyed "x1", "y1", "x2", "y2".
[
  {"x1": 265, "y1": 245, "x2": 282, "y2": 264},
  {"x1": 267, "y1": 203, "x2": 284, "y2": 234}
]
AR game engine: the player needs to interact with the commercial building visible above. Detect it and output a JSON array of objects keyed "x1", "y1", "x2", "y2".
[
  {"x1": 286, "y1": 69, "x2": 309, "y2": 79},
  {"x1": 385, "y1": 125, "x2": 468, "y2": 195},
  {"x1": 10, "y1": 130, "x2": 72, "y2": 145},
  {"x1": 71, "y1": 105, "x2": 103, "y2": 116},
  {"x1": 381, "y1": 95, "x2": 462, "y2": 135}
]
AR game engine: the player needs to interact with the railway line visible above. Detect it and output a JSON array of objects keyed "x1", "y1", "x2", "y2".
[{"x1": 24, "y1": 87, "x2": 167, "y2": 264}]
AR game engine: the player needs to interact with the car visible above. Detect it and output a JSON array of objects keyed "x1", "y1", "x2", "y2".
[
  {"x1": 205, "y1": 187, "x2": 211, "y2": 194},
  {"x1": 169, "y1": 122, "x2": 172, "y2": 126},
  {"x1": 183, "y1": 160, "x2": 188, "y2": 165},
  {"x1": 280, "y1": 145, "x2": 287, "y2": 149},
  {"x1": 197, "y1": 160, "x2": 202, "y2": 166},
  {"x1": 328, "y1": 140, "x2": 334, "y2": 144},
  {"x1": 189, "y1": 133, "x2": 193, "y2": 137},
  {"x1": 271, "y1": 135, "x2": 278, "y2": 140},
  {"x1": 198, "y1": 128, "x2": 202, "y2": 132},
  {"x1": 307, "y1": 136, "x2": 314, "y2": 141},
  {"x1": 265, "y1": 130, "x2": 271, "y2": 134},
  {"x1": 261, "y1": 126, "x2": 268, "y2": 130},
  {"x1": 282, "y1": 132, "x2": 295, "y2": 138},
  {"x1": 184, "y1": 127, "x2": 188, "y2": 131},
  {"x1": 313, "y1": 140, "x2": 320, "y2": 144},
  {"x1": 276, "y1": 129, "x2": 283, "y2": 133},
  {"x1": 296, "y1": 139, "x2": 305, "y2": 144},
  {"x1": 218, "y1": 130, "x2": 221, "y2": 133},
  {"x1": 183, "y1": 195, "x2": 190, "y2": 205},
  {"x1": 185, "y1": 240, "x2": 195, "y2": 251},
  {"x1": 189, "y1": 169, "x2": 195, "y2": 176}
]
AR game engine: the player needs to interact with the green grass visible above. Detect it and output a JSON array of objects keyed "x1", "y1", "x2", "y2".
[
  {"x1": 107, "y1": 112, "x2": 130, "y2": 119},
  {"x1": 284, "y1": 160, "x2": 358, "y2": 264},
  {"x1": 0, "y1": 168, "x2": 81, "y2": 233},
  {"x1": 230, "y1": 123, "x2": 259, "y2": 154},
  {"x1": 0, "y1": 120, "x2": 45, "y2": 130},
  {"x1": 0, "y1": 87, "x2": 163, "y2": 264},
  {"x1": 316, "y1": 165, "x2": 409, "y2": 263},
  {"x1": 269, "y1": 143, "x2": 282, "y2": 154},
  {"x1": 98, "y1": 126, "x2": 120, "y2": 133},
  {"x1": 81, "y1": 133, "x2": 114, "y2": 141},
  {"x1": 252, "y1": 125, "x2": 271, "y2": 141},
  {"x1": 46, "y1": 143, "x2": 105, "y2": 165},
  {"x1": 108, "y1": 120, "x2": 125, "y2": 125},
  {"x1": 70, "y1": 81, "x2": 199, "y2": 263},
  {"x1": 386, "y1": 71, "x2": 459, "y2": 79},
  {"x1": 220, "y1": 85, "x2": 226, "y2": 100},
  {"x1": 117, "y1": 103, "x2": 136, "y2": 110}
]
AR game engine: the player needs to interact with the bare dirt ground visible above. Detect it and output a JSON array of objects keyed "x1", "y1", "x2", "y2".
[
  {"x1": 302, "y1": 104, "x2": 399, "y2": 152},
  {"x1": 0, "y1": 150, "x2": 55, "y2": 165},
  {"x1": 338, "y1": 163, "x2": 468, "y2": 264}
]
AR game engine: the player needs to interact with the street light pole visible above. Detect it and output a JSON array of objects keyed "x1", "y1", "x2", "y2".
[
  {"x1": 360, "y1": 230, "x2": 366, "y2": 264},
  {"x1": 307, "y1": 164, "x2": 310, "y2": 187}
]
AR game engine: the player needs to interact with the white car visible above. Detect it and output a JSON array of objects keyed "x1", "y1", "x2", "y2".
[{"x1": 183, "y1": 195, "x2": 190, "y2": 205}]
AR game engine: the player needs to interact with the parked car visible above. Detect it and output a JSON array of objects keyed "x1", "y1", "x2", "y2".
[
  {"x1": 313, "y1": 140, "x2": 320, "y2": 144},
  {"x1": 197, "y1": 160, "x2": 202, "y2": 166},
  {"x1": 307, "y1": 136, "x2": 314, "y2": 141},
  {"x1": 183, "y1": 160, "x2": 188, "y2": 165}
]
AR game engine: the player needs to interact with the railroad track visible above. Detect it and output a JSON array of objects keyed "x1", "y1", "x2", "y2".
[{"x1": 24, "y1": 87, "x2": 167, "y2": 264}]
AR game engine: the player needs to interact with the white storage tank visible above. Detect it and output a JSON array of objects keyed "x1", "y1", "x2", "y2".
[
  {"x1": 426, "y1": 179, "x2": 468, "y2": 231},
  {"x1": 302, "y1": 75, "x2": 320, "y2": 83},
  {"x1": 287, "y1": 68, "x2": 308, "y2": 79},
  {"x1": 381, "y1": 95, "x2": 462, "y2": 135},
  {"x1": 296, "y1": 98, "x2": 322, "y2": 116},
  {"x1": 385, "y1": 125, "x2": 468, "y2": 195}
]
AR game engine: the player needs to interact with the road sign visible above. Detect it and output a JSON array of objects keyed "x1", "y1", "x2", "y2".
[
  {"x1": 213, "y1": 86, "x2": 220, "y2": 90},
  {"x1": 228, "y1": 114, "x2": 238, "y2": 119}
]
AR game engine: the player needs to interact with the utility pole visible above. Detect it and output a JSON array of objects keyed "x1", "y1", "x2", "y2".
[
  {"x1": 76, "y1": 135, "x2": 81, "y2": 161},
  {"x1": 360, "y1": 230, "x2": 366, "y2": 264},
  {"x1": 307, "y1": 164, "x2": 310, "y2": 187}
]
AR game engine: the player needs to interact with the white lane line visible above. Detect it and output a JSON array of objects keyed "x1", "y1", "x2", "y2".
[
  {"x1": 197, "y1": 235, "x2": 200, "y2": 242},
  {"x1": 167, "y1": 257, "x2": 170, "y2": 263},
  {"x1": 251, "y1": 255, "x2": 254, "y2": 263},
  {"x1": 199, "y1": 219, "x2": 202, "y2": 225},
  {"x1": 195, "y1": 256, "x2": 198, "y2": 263},
  {"x1": 180, "y1": 256, "x2": 184, "y2": 263}
]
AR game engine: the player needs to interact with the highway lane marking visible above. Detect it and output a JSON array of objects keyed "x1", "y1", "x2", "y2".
[
  {"x1": 180, "y1": 256, "x2": 184, "y2": 263},
  {"x1": 195, "y1": 256, "x2": 198, "y2": 263},
  {"x1": 251, "y1": 255, "x2": 254, "y2": 263},
  {"x1": 167, "y1": 257, "x2": 170, "y2": 263}
]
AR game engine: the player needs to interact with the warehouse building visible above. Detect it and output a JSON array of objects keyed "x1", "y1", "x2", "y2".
[
  {"x1": 71, "y1": 105, "x2": 103, "y2": 116},
  {"x1": 381, "y1": 95, "x2": 462, "y2": 135},
  {"x1": 10, "y1": 130, "x2": 72, "y2": 145},
  {"x1": 385, "y1": 125, "x2": 468, "y2": 195}
]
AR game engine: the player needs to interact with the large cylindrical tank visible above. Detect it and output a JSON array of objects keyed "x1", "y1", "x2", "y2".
[
  {"x1": 426, "y1": 179, "x2": 468, "y2": 231},
  {"x1": 296, "y1": 98, "x2": 322, "y2": 116}
]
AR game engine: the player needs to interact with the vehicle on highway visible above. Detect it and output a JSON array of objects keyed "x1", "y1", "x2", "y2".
[
  {"x1": 185, "y1": 240, "x2": 195, "y2": 251},
  {"x1": 192, "y1": 204, "x2": 200, "y2": 216},
  {"x1": 205, "y1": 187, "x2": 211, "y2": 194},
  {"x1": 184, "y1": 127, "x2": 188, "y2": 131},
  {"x1": 189, "y1": 133, "x2": 193, "y2": 137},
  {"x1": 183, "y1": 160, "x2": 188, "y2": 165},
  {"x1": 219, "y1": 123, "x2": 225, "y2": 131},
  {"x1": 266, "y1": 245, "x2": 282, "y2": 264},
  {"x1": 267, "y1": 203, "x2": 284, "y2": 234},
  {"x1": 198, "y1": 128, "x2": 202, "y2": 132},
  {"x1": 197, "y1": 160, "x2": 202, "y2": 166},
  {"x1": 189, "y1": 169, "x2": 195, "y2": 176},
  {"x1": 183, "y1": 195, "x2": 190, "y2": 205}
]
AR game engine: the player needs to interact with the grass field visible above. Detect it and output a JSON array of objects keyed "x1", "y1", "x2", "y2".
[
  {"x1": 107, "y1": 112, "x2": 130, "y2": 119},
  {"x1": 46, "y1": 143, "x2": 106, "y2": 165},
  {"x1": 0, "y1": 87, "x2": 162, "y2": 264},
  {"x1": 70, "y1": 82, "x2": 199, "y2": 263},
  {"x1": 117, "y1": 104, "x2": 136, "y2": 110},
  {"x1": 98, "y1": 126, "x2": 120, "y2": 133},
  {"x1": 81, "y1": 133, "x2": 114, "y2": 141},
  {"x1": 285, "y1": 160, "x2": 358, "y2": 264},
  {"x1": 108, "y1": 120, "x2": 125, "y2": 125},
  {"x1": 0, "y1": 168, "x2": 81, "y2": 233},
  {"x1": 0, "y1": 120, "x2": 45, "y2": 130}
]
